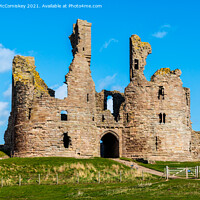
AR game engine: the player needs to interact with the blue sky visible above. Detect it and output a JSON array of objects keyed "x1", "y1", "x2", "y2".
[{"x1": 0, "y1": 0, "x2": 200, "y2": 144}]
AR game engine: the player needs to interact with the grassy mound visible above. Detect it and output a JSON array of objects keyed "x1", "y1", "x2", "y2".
[{"x1": 0, "y1": 157, "x2": 155, "y2": 186}]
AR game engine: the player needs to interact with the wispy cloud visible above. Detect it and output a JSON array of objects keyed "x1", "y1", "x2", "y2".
[
  {"x1": 3, "y1": 84, "x2": 12, "y2": 99},
  {"x1": 55, "y1": 84, "x2": 68, "y2": 99},
  {"x1": 152, "y1": 31, "x2": 168, "y2": 38},
  {"x1": 0, "y1": 44, "x2": 15, "y2": 73},
  {"x1": 152, "y1": 24, "x2": 171, "y2": 39},
  {"x1": 100, "y1": 38, "x2": 118, "y2": 52},
  {"x1": 98, "y1": 73, "x2": 117, "y2": 91}
]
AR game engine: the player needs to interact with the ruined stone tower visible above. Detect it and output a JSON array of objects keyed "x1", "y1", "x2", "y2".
[
  {"x1": 4, "y1": 19, "x2": 200, "y2": 161},
  {"x1": 124, "y1": 35, "x2": 192, "y2": 160}
]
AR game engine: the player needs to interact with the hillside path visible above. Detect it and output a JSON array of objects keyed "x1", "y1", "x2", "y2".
[{"x1": 111, "y1": 158, "x2": 165, "y2": 177}]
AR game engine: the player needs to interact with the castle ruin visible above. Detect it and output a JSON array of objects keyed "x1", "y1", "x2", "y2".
[{"x1": 4, "y1": 19, "x2": 200, "y2": 161}]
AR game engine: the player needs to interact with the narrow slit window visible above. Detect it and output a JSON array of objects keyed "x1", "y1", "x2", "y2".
[
  {"x1": 134, "y1": 59, "x2": 139, "y2": 70},
  {"x1": 155, "y1": 136, "x2": 158, "y2": 151},
  {"x1": 163, "y1": 113, "x2": 166, "y2": 124},
  {"x1": 61, "y1": 110, "x2": 68, "y2": 121},
  {"x1": 102, "y1": 115, "x2": 105, "y2": 122},
  {"x1": 87, "y1": 94, "x2": 89, "y2": 102},
  {"x1": 127, "y1": 113, "x2": 129, "y2": 122},
  {"x1": 28, "y1": 108, "x2": 32, "y2": 120},
  {"x1": 159, "y1": 113, "x2": 162, "y2": 124},
  {"x1": 158, "y1": 86, "x2": 164, "y2": 100},
  {"x1": 83, "y1": 47, "x2": 85, "y2": 51}
]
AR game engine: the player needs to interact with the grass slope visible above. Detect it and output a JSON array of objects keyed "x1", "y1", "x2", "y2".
[
  {"x1": 135, "y1": 161, "x2": 200, "y2": 172},
  {"x1": 0, "y1": 151, "x2": 8, "y2": 158},
  {"x1": 0, "y1": 157, "x2": 155, "y2": 186},
  {"x1": 0, "y1": 179, "x2": 200, "y2": 199}
]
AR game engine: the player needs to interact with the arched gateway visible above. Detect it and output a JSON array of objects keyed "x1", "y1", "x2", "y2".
[{"x1": 100, "y1": 132, "x2": 119, "y2": 158}]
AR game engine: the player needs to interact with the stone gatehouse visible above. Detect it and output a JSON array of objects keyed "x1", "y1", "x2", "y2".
[{"x1": 4, "y1": 19, "x2": 200, "y2": 161}]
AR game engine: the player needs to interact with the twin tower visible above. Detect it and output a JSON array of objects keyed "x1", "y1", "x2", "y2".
[{"x1": 4, "y1": 19, "x2": 200, "y2": 161}]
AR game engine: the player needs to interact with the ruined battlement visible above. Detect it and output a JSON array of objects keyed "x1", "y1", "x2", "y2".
[
  {"x1": 129, "y1": 35, "x2": 152, "y2": 81},
  {"x1": 12, "y1": 56, "x2": 49, "y2": 96},
  {"x1": 69, "y1": 19, "x2": 92, "y2": 65},
  {"x1": 3, "y1": 19, "x2": 200, "y2": 161}
]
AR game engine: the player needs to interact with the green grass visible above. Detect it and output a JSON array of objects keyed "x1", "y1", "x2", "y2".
[
  {"x1": 0, "y1": 157, "x2": 156, "y2": 186},
  {"x1": 0, "y1": 151, "x2": 8, "y2": 158},
  {"x1": 1, "y1": 157, "x2": 200, "y2": 199},
  {"x1": 120, "y1": 157, "x2": 133, "y2": 162},
  {"x1": 135, "y1": 161, "x2": 200, "y2": 173},
  {"x1": 0, "y1": 179, "x2": 200, "y2": 199}
]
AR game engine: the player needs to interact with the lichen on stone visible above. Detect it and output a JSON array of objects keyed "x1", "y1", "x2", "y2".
[
  {"x1": 154, "y1": 68, "x2": 171, "y2": 76},
  {"x1": 130, "y1": 34, "x2": 151, "y2": 52},
  {"x1": 12, "y1": 55, "x2": 48, "y2": 95}
]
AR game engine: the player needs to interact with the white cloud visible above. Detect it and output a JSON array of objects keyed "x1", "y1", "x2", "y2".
[
  {"x1": 98, "y1": 73, "x2": 117, "y2": 91},
  {"x1": 3, "y1": 84, "x2": 12, "y2": 99},
  {"x1": 0, "y1": 44, "x2": 15, "y2": 73},
  {"x1": 100, "y1": 38, "x2": 118, "y2": 52},
  {"x1": 55, "y1": 84, "x2": 68, "y2": 99},
  {"x1": 107, "y1": 96, "x2": 113, "y2": 113},
  {"x1": 152, "y1": 31, "x2": 168, "y2": 38},
  {"x1": 0, "y1": 102, "x2": 9, "y2": 118},
  {"x1": 152, "y1": 24, "x2": 171, "y2": 39}
]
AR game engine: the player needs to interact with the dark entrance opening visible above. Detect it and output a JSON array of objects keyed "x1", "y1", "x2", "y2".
[{"x1": 100, "y1": 133, "x2": 119, "y2": 158}]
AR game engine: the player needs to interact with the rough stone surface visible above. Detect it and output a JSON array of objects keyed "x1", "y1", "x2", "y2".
[{"x1": 3, "y1": 19, "x2": 200, "y2": 161}]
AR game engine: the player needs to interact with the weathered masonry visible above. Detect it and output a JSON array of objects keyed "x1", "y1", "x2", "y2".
[{"x1": 4, "y1": 19, "x2": 200, "y2": 161}]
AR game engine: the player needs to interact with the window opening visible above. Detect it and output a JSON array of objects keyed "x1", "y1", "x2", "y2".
[
  {"x1": 28, "y1": 108, "x2": 32, "y2": 120},
  {"x1": 127, "y1": 113, "x2": 129, "y2": 122},
  {"x1": 159, "y1": 113, "x2": 162, "y2": 124},
  {"x1": 189, "y1": 142, "x2": 191, "y2": 153},
  {"x1": 163, "y1": 113, "x2": 166, "y2": 124},
  {"x1": 159, "y1": 113, "x2": 166, "y2": 124},
  {"x1": 102, "y1": 115, "x2": 105, "y2": 122},
  {"x1": 63, "y1": 132, "x2": 71, "y2": 148},
  {"x1": 134, "y1": 59, "x2": 139, "y2": 70},
  {"x1": 158, "y1": 86, "x2": 164, "y2": 100},
  {"x1": 106, "y1": 95, "x2": 113, "y2": 113},
  {"x1": 61, "y1": 110, "x2": 68, "y2": 121},
  {"x1": 155, "y1": 136, "x2": 158, "y2": 151},
  {"x1": 87, "y1": 94, "x2": 89, "y2": 102}
]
